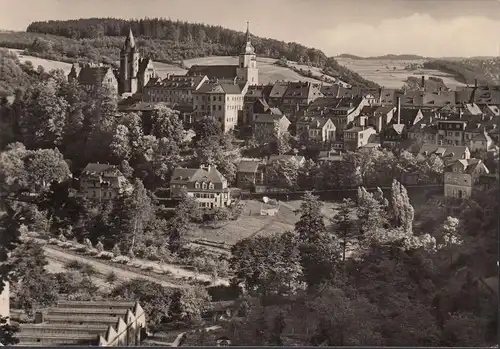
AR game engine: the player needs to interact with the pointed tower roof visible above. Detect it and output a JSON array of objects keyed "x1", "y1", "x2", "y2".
[
  {"x1": 122, "y1": 28, "x2": 136, "y2": 51},
  {"x1": 241, "y1": 21, "x2": 255, "y2": 55}
]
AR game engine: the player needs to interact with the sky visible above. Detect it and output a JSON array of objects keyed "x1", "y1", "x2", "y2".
[{"x1": 0, "y1": 0, "x2": 499, "y2": 57}]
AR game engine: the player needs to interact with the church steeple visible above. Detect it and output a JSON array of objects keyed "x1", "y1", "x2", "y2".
[
  {"x1": 241, "y1": 21, "x2": 255, "y2": 55},
  {"x1": 122, "y1": 28, "x2": 136, "y2": 51}
]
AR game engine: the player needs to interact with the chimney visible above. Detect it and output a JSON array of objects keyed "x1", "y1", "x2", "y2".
[
  {"x1": 474, "y1": 79, "x2": 478, "y2": 88},
  {"x1": 459, "y1": 108, "x2": 463, "y2": 118},
  {"x1": 397, "y1": 97, "x2": 401, "y2": 124},
  {"x1": 421, "y1": 76, "x2": 425, "y2": 90}
]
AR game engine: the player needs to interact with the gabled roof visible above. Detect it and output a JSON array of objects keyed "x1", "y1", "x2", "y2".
[
  {"x1": 187, "y1": 65, "x2": 238, "y2": 80},
  {"x1": 171, "y1": 166, "x2": 226, "y2": 184},
  {"x1": 419, "y1": 144, "x2": 469, "y2": 162},
  {"x1": 77, "y1": 66, "x2": 113, "y2": 86},
  {"x1": 171, "y1": 168, "x2": 198, "y2": 182},
  {"x1": 245, "y1": 84, "x2": 274, "y2": 99},
  {"x1": 254, "y1": 114, "x2": 287, "y2": 124},
  {"x1": 389, "y1": 124, "x2": 405, "y2": 134},
  {"x1": 81, "y1": 163, "x2": 119, "y2": 176},
  {"x1": 195, "y1": 82, "x2": 243, "y2": 94},
  {"x1": 447, "y1": 158, "x2": 486, "y2": 174},
  {"x1": 237, "y1": 160, "x2": 261, "y2": 173},
  {"x1": 269, "y1": 82, "x2": 291, "y2": 98},
  {"x1": 344, "y1": 126, "x2": 375, "y2": 133},
  {"x1": 268, "y1": 155, "x2": 305, "y2": 164}
]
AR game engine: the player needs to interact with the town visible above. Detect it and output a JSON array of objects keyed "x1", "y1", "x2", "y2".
[{"x1": 0, "y1": 14, "x2": 498, "y2": 348}]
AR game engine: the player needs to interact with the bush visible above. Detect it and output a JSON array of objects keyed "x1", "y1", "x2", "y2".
[
  {"x1": 112, "y1": 256, "x2": 131, "y2": 264},
  {"x1": 95, "y1": 241, "x2": 104, "y2": 253},
  {"x1": 58, "y1": 233, "x2": 67, "y2": 242},
  {"x1": 86, "y1": 248, "x2": 99, "y2": 256},
  {"x1": 97, "y1": 251, "x2": 114, "y2": 260},
  {"x1": 112, "y1": 244, "x2": 121, "y2": 256}
]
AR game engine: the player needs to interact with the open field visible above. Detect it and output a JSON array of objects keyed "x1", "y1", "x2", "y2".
[
  {"x1": 7, "y1": 48, "x2": 73, "y2": 74},
  {"x1": 188, "y1": 199, "x2": 340, "y2": 247},
  {"x1": 183, "y1": 56, "x2": 322, "y2": 85},
  {"x1": 336, "y1": 57, "x2": 466, "y2": 89}
]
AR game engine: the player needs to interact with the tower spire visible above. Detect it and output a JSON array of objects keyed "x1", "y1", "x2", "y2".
[
  {"x1": 245, "y1": 21, "x2": 250, "y2": 42},
  {"x1": 123, "y1": 27, "x2": 136, "y2": 50}
]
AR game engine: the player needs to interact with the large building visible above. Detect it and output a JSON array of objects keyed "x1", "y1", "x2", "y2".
[
  {"x1": 186, "y1": 22, "x2": 259, "y2": 86},
  {"x1": 119, "y1": 29, "x2": 157, "y2": 95}
]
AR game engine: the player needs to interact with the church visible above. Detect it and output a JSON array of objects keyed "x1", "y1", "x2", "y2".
[{"x1": 185, "y1": 22, "x2": 259, "y2": 85}]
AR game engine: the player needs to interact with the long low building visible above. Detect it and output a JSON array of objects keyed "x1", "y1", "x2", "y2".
[{"x1": 15, "y1": 300, "x2": 146, "y2": 347}]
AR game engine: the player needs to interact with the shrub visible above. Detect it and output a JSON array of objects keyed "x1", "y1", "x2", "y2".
[
  {"x1": 144, "y1": 245, "x2": 159, "y2": 261},
  {"x1": 112, "y1": 244, "x2": 121, "y2": 256},
  {"x1": 106, "y1": 271, "x2": 117, "y2": 284},
  {"x1": 97, "y1": 251, "x2": 114, "y2": 260},
  {"x1": 58, "y1": 233, "x2": 67, "y2": 242},
  {"x1": 84, "y1": 238, "x2": 93, "y2": 249},
  {"x1": 48, "y1": 238, "x2": 59, "y2": 245},
  {"x1": 127, "y1": 249, "x2": 135, "y2": 260},
  {"x1": 86, "y1": 248, "x2": 99, "y2": 256},
  {"x1": 95, "y1": 241, "x2": 104, "y2": 253},
  {"x1": 112, "y1": 256, "x2": 130, "y2": 264}
]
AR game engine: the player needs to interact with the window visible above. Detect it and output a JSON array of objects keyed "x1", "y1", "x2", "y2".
[
  {"x1": 455, "y1": 132, "x2": 460, "y2": 137},
  {"x1": 195, "y1": 182, "x2": 200, "y2": 189},
  {"x1": 218, "y1": 105, "x2": 222, "y2": 111},
  {"x1": 219, "y1": 96, "x2": 222, "y2": 102},
  {"x1": 202, "y1": 182, "x2": 207, "y2": 190}
]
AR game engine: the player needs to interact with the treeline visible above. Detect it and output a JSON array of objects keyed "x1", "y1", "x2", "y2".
[
  {"x1": 423, "y1": 59, "x2": 498, "y2": 85},
  {"x1": 19, "y1": 18, "x2": 378, "y2": 88}
]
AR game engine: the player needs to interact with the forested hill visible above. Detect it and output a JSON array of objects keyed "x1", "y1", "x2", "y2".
[{"x1": 22, "y1": 18, "x2": 379, "y2": 88}]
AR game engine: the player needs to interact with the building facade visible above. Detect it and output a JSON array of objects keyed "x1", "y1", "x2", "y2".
[
  {"x1": 170, "y1": 165, "x2": 231, "y2": 209},
  {"x1": 79, "y1": 163, "x2": 132, "y2": 201},
  {"x1": 444, "y1": 159, "x2": 489, "y2": 199}
]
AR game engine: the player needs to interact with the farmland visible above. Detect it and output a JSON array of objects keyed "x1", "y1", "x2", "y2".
[
  {"x1": 183, "y1": 56, "x2": 323, "y2": 85},
  {"x1": 8, "y1": 48, "x2": 73, "y2": 74},
  {"x1": 335, "y1": 57, "x2": 466, "y2": 89}
]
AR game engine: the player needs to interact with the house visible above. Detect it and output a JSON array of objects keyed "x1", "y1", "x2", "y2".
[
  {"x1": 187, "y1": 23, "x2": 259, "y2": 86},
  {"x1": 236, "y1": 159, "x2": 265, "y2": 189},
  {"x1": 395, "y1": 108, "x2": 424, "y2": 127},
  {"x1": 79, "y1": 163, "x2": 132, "y2": 201},
  {"x1": 381, "y1": 124, "x2": 406, "y2": 148},
  {"x1": 476, "y1": 173, "x2": 499, "y2": 192},
  {"x1": 482, "y1": 105, "x2": 500, "y2": 117},
  {"x1": 170, "y1": 165, "x2": 231, "y2": 209},
  {"x1": 242, "y1": 84, "x2": 274, "y2": 124},
  {"x1": 253, "y1": 114, "x2": 290, "y2": 144},
  {"x1": 436, "y1": 120, "x2": 467, "y2": 146},
  {"x1": 469, "y1": 129, "x2": 493, "y2": 153},
  {"x1": 418, "y1": 144, "x2": 471, "y2": 166},
  {"x1": 296, "y1": 117, "x2": 336, "y2": 142},
  {"x1": 119, "y1": 29, "x2": 157, "y2": 95},
  {"x1": 280, "y1": 81, "x2": 323, "y2": 108},
  {"x1": 343, "y1": 126, "x2": 377, "y2": 151},
  {"x1": 444, "y1": 158, "x2": 489, "y2": 199},
  {"x1": 192, "y1": 82, "x2": 247, "y2": 133},
  {"x1": 329, "y1": 97, "x2": 369, "y2": 132},
  {"x1": 356, "y1": 105, "x2": 396, "y2": 132},
  {"x1": 142, "y1": 74, "x2": 208, "y2": 104},
  {"x1": 68, "y1": 64, "x2": 118, "y2": 95}
]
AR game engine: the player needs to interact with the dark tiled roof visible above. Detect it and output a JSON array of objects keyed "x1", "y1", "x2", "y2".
[
  {"x1": 269, "y1": 82, "x2": 290, "y2": 98},
  {"x1": 268, "y1": 155, "x2": 305, "y2": 164},
  {"x1": 77, "y1": 67, "x2": 111, "y2": 86},
  {"x1": 254, "y1": 114, "x2": 286, "y2": 124},
  {"x1": 171, "y1": 166, "x2": 226, "y2": 184},
  {"x1": 419, "y1": 144, "x2": 468, "y2": 162},
  {"x1": 187, "y1": 65, "x2": 238, "y2": 80},
  {"x1": 146, "y1": 75, "x2": 206, "y2": 90},
  {"x1": 245, "y1": 85, "x2": 274, "y2": 99},
  {"x1": 237, "y1": 160, "x2": 260, "y2": 173},
  {"x1": 171, "y1": 168, "x2": 198, "y2": 182},
  {"x1": 447, "y1": 158, "x2": 484, "y2": 174},
  {"x1": 81, "y1": 163, "x2": 118, "y2": 176}
]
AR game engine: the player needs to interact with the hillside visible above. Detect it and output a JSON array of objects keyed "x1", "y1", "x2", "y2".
[
  {"x1": 0, "y1": 17, "x2": 378, "y2": 88},
  {"x1": 337, "y1": 53, "x2": 426, "y2": 60},
  {"x1": 423, "y1": 58, "x2": 500, "y2": 85}
]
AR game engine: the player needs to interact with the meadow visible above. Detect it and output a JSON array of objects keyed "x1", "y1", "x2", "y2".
[
  {"x1": 336, "y1": 57, "x2": 466, "y2": 89},
  {"x1": 183, "y1": 56, "x2": 322, "y2": 84},
  {"x1": 9, "y1": 48, "x2": 73, "y2": 74}
]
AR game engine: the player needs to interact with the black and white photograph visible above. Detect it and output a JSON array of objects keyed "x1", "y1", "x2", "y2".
[{"x1": 0, "y1": 0, "x2": 498, "y2": 347}]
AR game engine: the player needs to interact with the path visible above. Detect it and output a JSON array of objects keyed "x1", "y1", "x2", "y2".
[{"x1": 43, "y1": 247, "x2": 181, "y2": 288}]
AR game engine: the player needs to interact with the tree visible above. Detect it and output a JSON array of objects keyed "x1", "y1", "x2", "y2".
[
  {"x1": 150, "y1": 105, "x2": 184, "y2": 146},
  {"x1": 109, "y1": 124, "x2": 131, "y2": 161},
  {"x1": 111, "y1": 279, "x2": 174, "y2": 330},
  {"x1": 390, "y1": 179, "x2": 414, "y2": 233},
  {"x1": 356, "y1": 187, "x2": 388, "y2": 240},
  {"x1": 0, "y1": 316, "x2": 19, "y2": 345},
  {"x1": 266, "y1": 159, "x2": 299, "y2": 190},
  {"x1": 230, "y1": 232, "x2": 303, "y2": 297},
  {"x1": 169, "y1": 286, "x2": 212, "y2": 326},
  {"x1": 331, "y1": 198, "x2": 359, "y2": 262},
  {"x1": 295, "y1": 192, "x2": 339, "y2": 288},
  {"x1": 0, "y1": 204, "x2": 23, "y2": 293},
  {"x1": 438, "y1": 216, "x2": 462, "y2": 266},
  {"x1": 23, "y1": 148, "x2": 71, "y2": 192},
  {"x1": 167, "y1": 192, "x2": 201, "y2": 253}
]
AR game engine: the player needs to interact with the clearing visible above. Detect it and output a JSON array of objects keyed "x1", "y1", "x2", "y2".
[
  {"x1": 183, "y1": 56, "x2": 322, "y2": 85},
  {"x1": 7, "y1": 48, "x2": 73, "y2": 74},
  {"x1": 188, "y1": 199, "x2": 340, "y2": 247},
  {"x1": 335, "y1": 57, "x2": 466, "y2": 89}
]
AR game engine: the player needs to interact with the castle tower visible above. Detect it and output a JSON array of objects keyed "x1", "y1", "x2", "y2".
[
  {"x1": 119, "y1": 28, "x2": 140, "y2": 94},
  {"x1": 237, "y1": 22, "x2": 259, "y2": 86}
]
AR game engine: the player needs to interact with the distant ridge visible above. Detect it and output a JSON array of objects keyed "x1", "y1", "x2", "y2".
[{"x1": 337, "y1": 53, "x2": 427, "y2": 60}]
